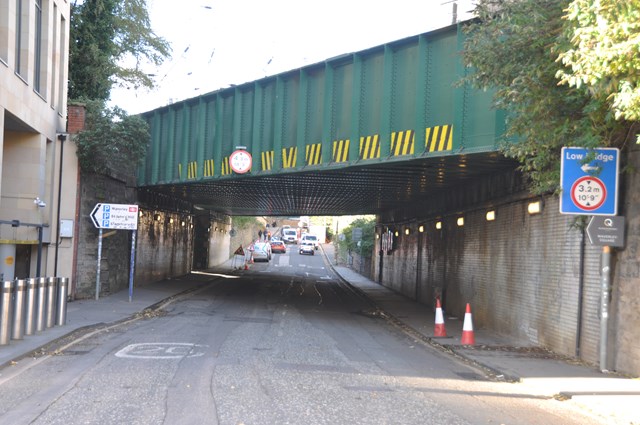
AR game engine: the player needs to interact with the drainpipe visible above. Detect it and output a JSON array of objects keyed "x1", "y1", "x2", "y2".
[{"x1": 54, "y1": 133, "x2": 66, "y2": 277}]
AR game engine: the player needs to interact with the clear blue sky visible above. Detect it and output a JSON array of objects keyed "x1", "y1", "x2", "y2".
[{"x1": 110, "y1": 0, "x2": 475, "y2": 114}]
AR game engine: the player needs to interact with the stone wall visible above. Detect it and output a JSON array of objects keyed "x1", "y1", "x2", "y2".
[
  {"x1": 612, "y1": 143, "x2": 640, "y2": 375},
  {"x1": 73, "y1": 172, "x2": 137, "y2": 299}
]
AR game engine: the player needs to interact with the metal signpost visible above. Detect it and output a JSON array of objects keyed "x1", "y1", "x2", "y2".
[
  {"x1": 559, "y1": 147, "x2": 621, "y2": 372},
  {"x1": 90, "y1": 203, "x2": 139, "y2": 301}
]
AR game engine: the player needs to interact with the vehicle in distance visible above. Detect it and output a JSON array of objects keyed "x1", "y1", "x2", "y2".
[
  {"x1": 252, "y1": 242, "x2": 272, "y2": 262},
  {"x1": 301, "y1": 234, "x2": 319, "y2": 250},
  {"x1": 299, "y1": 241, "x2": 315, "y2": 255},
  {"x1": 282, "y1": 228, "x2": 298, "y2": 244},
  {"x1": 270, "y1": 240, "x2": 286, "y2": 254}
]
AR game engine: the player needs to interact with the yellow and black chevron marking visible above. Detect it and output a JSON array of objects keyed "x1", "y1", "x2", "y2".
[
  {"x1": 261, "y1": 151, "x2": 274, "y2": 171},
  {"x1": 359, "y1": 134, "x2": 380, "y2": 160},
  {"x1": 425, "y1": 125, "x2": 453, "y2": 152},
  {"x1": 305, "y1": 143, "x2": 322, "y2": 166},
  {"x1": 203, "y1": 159, "x2": 215, "y2": 177},
  {"x1": 187, "y1": 161, "x2": 198, "y2": 179},
  {"x1": 391, "y1": 130, "x2": 415, "y2": 156},
  {"x1": 221, "y1": 157, "x2": 231, "y2": 175},
  {"x1": 332, "y1": 140, "x2": 350, "y2": 163},
  {"x1": 282, "y1": 147, "x2": 298, "y2": 168}
]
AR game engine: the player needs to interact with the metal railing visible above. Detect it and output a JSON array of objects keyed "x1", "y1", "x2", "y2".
[{"x1": 0, "y1": 277, "x2": 69, "y2": 346}]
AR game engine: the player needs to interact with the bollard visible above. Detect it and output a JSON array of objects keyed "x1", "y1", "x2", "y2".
[
  {"x1": 36, "y1": 277, "x2": 47, "y2": 332},
  {"x1": 0, "y1": 281, "x2": 13, "y2": 345},
  {"x1": 24, "y1": 278, "x2": 37, "y2": 336},
  {"x1": 55, "y1": 277, "x2": 69, "y2": 326},
  {"x1": 11, "y1": 279, "x2": 27, "y2": 340},
  {"x1": 45, "y1": 277, "x2": 58, "y2": 328}
]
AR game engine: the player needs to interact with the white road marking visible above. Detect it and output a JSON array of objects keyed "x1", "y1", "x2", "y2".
[{"x1": 115, "y1": 343, "x2": 208, "y2": 359}]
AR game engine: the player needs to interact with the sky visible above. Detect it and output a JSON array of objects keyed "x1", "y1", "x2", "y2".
[{"x1": 109, "y1": 0, "x2": 476, "y2": 115}]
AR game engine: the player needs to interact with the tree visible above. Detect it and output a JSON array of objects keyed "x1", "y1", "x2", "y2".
[
  {"x1": 74, "y1": 100, "x2": 150, "y2": 174},
  {"x1": 69, "y1": 0, "x2": 171, "y2": 101},
  {"x1": 460, "y1": 0, "x2": 632, "y2": 194},
  {"x1": 337, "y1": 217, "x2": 377, "y2": 262},
  {"x1": 557, "y1": 0, "x2": 640, "y2": 122}
]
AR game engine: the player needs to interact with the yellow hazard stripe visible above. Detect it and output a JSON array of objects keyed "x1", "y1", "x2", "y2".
[
  {"x1": 204, "y1": 159, "x2": 215, "y2": 177},
  {"x1": 221, "y1": 157, "x2": 231, "y2": 175},
  {"x1": 305, "y1": 143, "x2": 322, "y2": 166},
  {"x1": 359, "y1": 134, "x2": 380, "y2": 160},
  {"x1": 332, "y1": 140, "x2": 349, "y2": 163},
  {"x1": 282, "y1": 147, "x2": 297, "y2": 168},
  {"x1": 186, "y1": 161, "x2": 197, "y2": 179},
  {"x1": 261, "y1": 151, "x2": 274, "y2": 171},
  {"x1": 178, "y1": 163, "x2": 182, "y2": 179},
  {"x1": 391, "y1": 130, "x2": 415, "y2": 156},
  {"x1": 425, "y1": 125, "x2": 453, "y2": 152}
]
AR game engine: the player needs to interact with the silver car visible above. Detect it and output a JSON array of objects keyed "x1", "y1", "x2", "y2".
[
  {"x1": 252, "y1": 242, "x2": 272, "y2": 262},
  {"x1": 299, "y1": 241, "x2": 315, "y2": 255}
]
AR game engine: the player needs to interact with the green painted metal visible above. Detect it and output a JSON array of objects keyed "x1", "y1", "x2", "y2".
[{"x1": 139, "y1": 24, "x2": 504, "y2": 186}]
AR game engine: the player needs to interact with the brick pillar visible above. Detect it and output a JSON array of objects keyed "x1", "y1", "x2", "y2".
[{"x1": 67, "y1": 104, "x2": 86, "y2": 134}]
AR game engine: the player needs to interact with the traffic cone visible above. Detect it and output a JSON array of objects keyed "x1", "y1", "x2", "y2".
[
  {"x1": 460, "y1": 303, "x2": 475, "y2": 345},
  {"x1": 434, "y1": 298, "x2": 447, "y2": 337}
]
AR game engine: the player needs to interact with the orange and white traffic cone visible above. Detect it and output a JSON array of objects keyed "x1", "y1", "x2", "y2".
[
  {"x1": 461, "y1": 303, "x2": 475, "y2": 345},
  {"x1": 434, "y1": 298, "x2": 447, "y2": 337}
]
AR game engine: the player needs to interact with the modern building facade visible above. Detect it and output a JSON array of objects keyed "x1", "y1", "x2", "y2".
[{"x1": 0, "y1": 0, "x2": 75, "y2": 282}]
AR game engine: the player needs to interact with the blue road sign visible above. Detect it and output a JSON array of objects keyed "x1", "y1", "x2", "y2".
[{"x1": 560, "y1": 147, "x2": 619, "y2": 215}]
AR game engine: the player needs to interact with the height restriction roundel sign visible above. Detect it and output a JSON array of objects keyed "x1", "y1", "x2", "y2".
[
  {"x1": 229, "y1": 150, "x2": 252, "y2": 174},
  {"x1": 570, "y1": 176, "x2": 606, "y2": 211}
]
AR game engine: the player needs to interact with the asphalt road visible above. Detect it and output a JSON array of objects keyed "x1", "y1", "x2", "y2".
[{"x1": 0, "y1": 246, "x2": 603, "y2": 425}]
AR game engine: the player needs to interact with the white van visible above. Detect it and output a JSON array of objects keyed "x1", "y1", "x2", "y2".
[
  {"x1": 282, "y1": 228, "x2": 298, "y2": 244},
  {"x1": 301, "y1": 234, "x2": 319, "y2": 250}
]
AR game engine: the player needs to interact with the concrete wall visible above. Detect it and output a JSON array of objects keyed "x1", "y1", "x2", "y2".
[{"x1": 374, "y1": 159, "x2": 639, "y2": 375}]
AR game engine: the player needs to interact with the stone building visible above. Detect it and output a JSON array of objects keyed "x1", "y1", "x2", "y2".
[{"x1": 0, "y1": 1, "x2": 76, "y2": 284}]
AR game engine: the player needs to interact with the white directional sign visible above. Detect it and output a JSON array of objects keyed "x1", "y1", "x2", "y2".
[{"x1": 90, "y1": 203, "x2": 139, "y2": 230}]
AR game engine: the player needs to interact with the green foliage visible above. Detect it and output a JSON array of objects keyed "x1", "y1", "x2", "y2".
[
  {"x1": 69, "y1": 0, "x2": 171, "y2": 101},
  {"x1": 557, "y1": 0, "x2": 640, "y2": 122},
  {"x1": 461, "y1": 0, "x2": 632, "y2": 194},
  {"x1": 74, "y1": 99, "x2": 150, "y2": 174},
  {"x1": 336, "y1": 217, "x2": 377, "y2": 259},
  {"x1": 232, "y1": 216, "x2": 261, "y2": 229}
]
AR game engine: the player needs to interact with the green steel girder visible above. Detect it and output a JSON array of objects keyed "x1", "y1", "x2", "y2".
[{"x1": 138, "y1": 23, "x2": 514, "y2": 217}]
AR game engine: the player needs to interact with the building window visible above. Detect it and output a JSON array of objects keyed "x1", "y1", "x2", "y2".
[
  {"x1": 0, "y1": 0, "x2": 9, "y2": 63},
  {"x1": 34, "y1": 0, "x2": 42, "y2": 92},
  {"x1": 15, "y1": 0, "x2": 28, "y2": 78},
  {"x1": 57, "y1": 14, "x2": 66, "y2": 112}
]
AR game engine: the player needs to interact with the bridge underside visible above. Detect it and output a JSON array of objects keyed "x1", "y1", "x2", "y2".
[{"x1": 138, "y1": 151, "x2": 518, "y2": 218}]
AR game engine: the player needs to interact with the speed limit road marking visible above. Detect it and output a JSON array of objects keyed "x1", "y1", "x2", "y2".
[
  {"x1": 571, "y1": 176, "x2": 606, "y2": 211},
  {"x1": 115, "y1": 343, "x2": 207, "y2": 359}
]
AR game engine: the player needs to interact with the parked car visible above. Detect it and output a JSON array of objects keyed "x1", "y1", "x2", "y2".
[
  {"x1": 301, "y1": 234, "x2": 319, "y2": 250},
  {"x1": 252, "y1": 242, "x2": 272, "y2": 262},
  {"x1": 299, "y1": 241, "x2": 315, "y2": 255},
  {"x1": 270, "y1": 240, "x2": 286, "y2": 254}
]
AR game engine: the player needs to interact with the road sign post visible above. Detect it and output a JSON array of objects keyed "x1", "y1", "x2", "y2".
[
  {"x1": 560, "y1": 147, "x2": 621, "y2": 372},
  {"x1": 90, "y1": 203, "x2": 139, "y2": 301}
]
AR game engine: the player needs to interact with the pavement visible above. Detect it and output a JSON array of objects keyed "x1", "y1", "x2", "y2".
[{"x1": 1, "y1": 243, "x2": 638, "y2": 425}]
